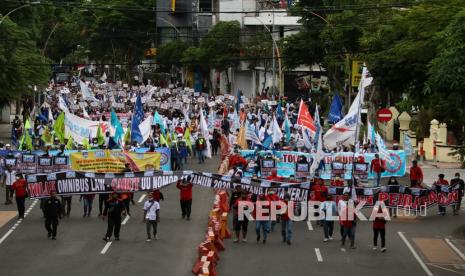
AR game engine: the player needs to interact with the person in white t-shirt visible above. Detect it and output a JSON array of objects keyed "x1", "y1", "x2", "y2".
[
  {"x1": 143, "y1": 193, "x2": 160, "y2": 242},
  {"x1": 2, "y1": 165, "x2": 16, "y2": 205}
]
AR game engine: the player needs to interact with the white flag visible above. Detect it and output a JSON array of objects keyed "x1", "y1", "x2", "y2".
[
  {"x1": 271, "y1": 116, "x2": 283, "y2": 144},
  {"x1": 139, "y1": 115, "x2": 153, "y2": 144},
  {"x1": 199, "y1": 111, "x2": 212, "y2": 158},
  {"x1": 58, "y1": 96, "x2": 69, "y2": 113},
  {"x1": 324, "y1": 67, "x2": 372, "y2": 149}
]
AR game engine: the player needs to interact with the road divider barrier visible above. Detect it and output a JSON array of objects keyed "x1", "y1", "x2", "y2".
[{"x1": 193, "y1": 158, "x2": 231, "y2": 275}]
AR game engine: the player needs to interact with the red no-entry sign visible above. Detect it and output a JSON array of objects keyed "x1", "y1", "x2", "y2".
[{"x1": 377, "y1": 108, "x2": 393, "y2": 123}]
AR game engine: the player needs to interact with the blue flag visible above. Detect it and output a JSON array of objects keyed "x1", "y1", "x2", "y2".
[
  {"x1": 328, "y1": 91, "x2": 344, "y2": 124},
  {"x1": 235, "y1": 90, "x2": 242, "y2": 112},
  {"x1": 130, "y1": 95, "x2": 144, "y2": 144}
]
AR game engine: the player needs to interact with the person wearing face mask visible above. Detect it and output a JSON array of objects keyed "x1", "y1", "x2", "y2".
[
  {"x1": 450, "y1": 173, "x2": 465, "y2": 216},
  {"x1": 12, "y1": 173, "x2": 27, "y2": 219},
  {"x1": 102, "y1": 192, "x2": 127, "y2": 241}
]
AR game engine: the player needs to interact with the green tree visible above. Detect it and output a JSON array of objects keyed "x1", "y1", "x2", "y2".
[
  {"x1": 199, "y1": 20, "x2": 241, "y2": 93},
  {"x1": 0, "y1": 17, "x2": 51, "y2": 108},
  {"x1": 243, "y1": 32, "x2": 273, "y2": 94},
  {"x1": 156, "y1": 39, "x2": 189, "y2": 73}
]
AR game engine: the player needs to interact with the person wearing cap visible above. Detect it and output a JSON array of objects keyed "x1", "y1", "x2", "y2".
[
  {"x1": 409, "y1": 160, "x2": 423, "y2": 187},
  {"x1": 434, "y1": 174, "x2": 449, "y2": 216},
  {"x1": 44, "y1": 191, "x2": 62, "y2": 240},
  {"x1": 450, "y1": 173, "x2": 465, "y2": 215},
  {"x1": 102, "y1": 192, "x2": 127, "y2": 241},
  {"x1": 176, "y1": 179, "x2": 193, "y2": 220},
  {"x1": 143, "y1": 193, "x2": 160, "y2": 242}
]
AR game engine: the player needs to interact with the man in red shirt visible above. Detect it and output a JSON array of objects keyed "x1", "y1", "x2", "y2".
[
  {"x1": 370, "y1": 154, "x2": 385, "y2": 187},
  {"x1": 12, "y1": 173, "x2": 27, "y2": 219},
  {"x1": 311, "y1": 177, "x2": 328, "y2": 226},
  {"x1": 409, "y1": 160, "x2": 423, "y2": 187},
  {"x1": 176, "y1": 179, "x2": 193, "y2": 220}
]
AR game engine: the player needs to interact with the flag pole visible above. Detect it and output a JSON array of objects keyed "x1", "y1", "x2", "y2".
[{"x1": 350, "y1": 66, "x2": 366, "y2": 190}]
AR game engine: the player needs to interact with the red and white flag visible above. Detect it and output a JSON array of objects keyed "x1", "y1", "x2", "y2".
[{"x1": 297, "y1": 100, "x2": 316, "y2": 133}]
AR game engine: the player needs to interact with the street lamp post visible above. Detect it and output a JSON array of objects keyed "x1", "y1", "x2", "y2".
[
  {"x1": 255, "y1": 14, "x2": 281, "y2": 98},
  {"x1": 0, "y1": 1, "x2": 41, "y2": 26}
]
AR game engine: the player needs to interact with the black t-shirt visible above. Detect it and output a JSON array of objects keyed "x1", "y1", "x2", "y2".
[{"x1": 44, "y1": 198, "x2": 62, "y2": 218}]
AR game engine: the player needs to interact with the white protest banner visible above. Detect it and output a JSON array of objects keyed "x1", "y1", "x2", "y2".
[{"x1": 64, "y1": 112, "x2": 100, "y2": 144}]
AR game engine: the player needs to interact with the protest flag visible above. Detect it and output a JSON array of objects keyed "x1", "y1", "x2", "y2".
[
  {"x1": 237, "y1": 123, "x2": 248, "y2": 150},
  {"x1": 310, "y1": 105, "x2": 324, "y2": 175},
  {"x1": 159, "y1": 133, "x2": 168, "y2": 146},
  {"x1": 82, "y1": 136, "x2": 91, "y2": 150},
  {"x1": 41, "y1": 125, "x2": 53, "y2": 145},
  {"x1": 123, "y1": 128, "x2": 131, "y2": 146},
  {"x1": 130, "y1": 94, "x2": 144, "y2": 144},
  {"x1": 246, "y1": 121, "x2": 262, "y2": 146},
  {"x1": 283, "y1": 112, "x2": 291, "y2": 144},
  {"x1": 199, "y1": 110, "x2": 212, "y2": 158},
  {"x1": 96, "y1": 124, "x2": 105, "y2": 146},
  {"x1": 328, "y1": 91, "x2": 344, "y2": 124},
  {"x1": 53, "y1": 112, "x2": 65, "y2": 144},
  {"x1": 184, "y1": 128, "x2": 192, "y2": 152},
  {"x1": 152, "y1": 111, "x2": 166, "y2": 135},
  {"x1": 404, "y1": 132, "x2": 413, "y2": 156},
  {"x1": 48, "y1": 107, "x2": 54, "y2": 123},
  {"x1": 66, "y1": 136, "x2": 74, "y2": 150},
  {"x1": 19, "y1": 129, "x2": 33, "y2": 151},
  {"x1": 271, "y1": 115, "x2": 283, "y2": 145},
  {"x1": 324, "y1": 67, "x2": 373, "y2": 149},
  {"x1": 110, "y1": 108, "x2": 124, "y2": 144},
  {"x1": 235, "y1": 90, "x2": 242, "y2": 112},
  {"x1": 297, "y1": 100, "x2": 316, "y2": 133}
]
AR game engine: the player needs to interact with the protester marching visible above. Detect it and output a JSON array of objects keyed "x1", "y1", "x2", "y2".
[{"x1": 0, "y1": 66, "x2": 464, "y2": 267}]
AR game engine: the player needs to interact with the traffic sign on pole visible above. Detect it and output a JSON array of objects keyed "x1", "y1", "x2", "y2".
[{"x1": 377, "y1": 108, "x2": 393, "y2": 123}]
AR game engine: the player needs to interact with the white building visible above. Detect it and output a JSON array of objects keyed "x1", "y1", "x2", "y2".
[{"x1": 211, "y1": 0, "x2": 310, "y2": 98}]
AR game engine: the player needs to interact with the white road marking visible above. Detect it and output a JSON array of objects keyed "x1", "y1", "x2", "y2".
[
  {"x1": 138, "y1": 194, "x2": 146, "y2": 203},
  {"x1": 306, "y1": 221, "x2": 313, "y2": 231},
  {"x1": 444, "y1": 238, "x2": 465, "y2": 262},
  {"x1": 122, "y1": 215, "x2": 130, "y2": 225},
  {"x1": 100, "y1": 242, "x2": 113, "y2": 254},
  {"x1": 0, "y1": 230, "x2": 14, "y2": 245},
  {"x1": 0, "y1": 199, "x2": 38, "y2": 246},
  {"x1": 315, "y1": 248, "x2": 323, "y2": 262},
  {"x1": 398, "y1": 232, "x2": 433, "y2": 276}
]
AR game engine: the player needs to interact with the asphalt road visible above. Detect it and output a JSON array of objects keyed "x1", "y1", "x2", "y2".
[
  {"x1": 0, "y1": 156, "x2": 465, "y2": 276},
  {"x1": 0, "y1": 157, "x2": 216, "y2": 276}
]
